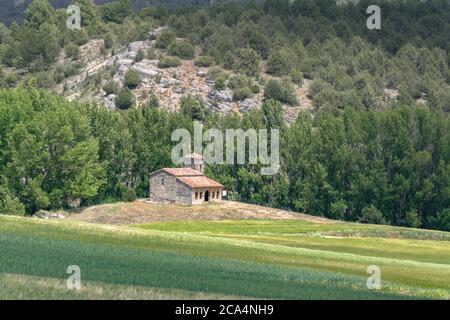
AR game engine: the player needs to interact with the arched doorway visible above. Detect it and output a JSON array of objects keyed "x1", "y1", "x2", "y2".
[{"x1": 204, "y1": 191, "x2": 209, "y2": 202}]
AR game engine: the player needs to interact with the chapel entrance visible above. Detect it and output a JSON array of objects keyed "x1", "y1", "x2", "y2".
[{"x1": 204, "y1": 191, "x2": 209, "y2": 202}]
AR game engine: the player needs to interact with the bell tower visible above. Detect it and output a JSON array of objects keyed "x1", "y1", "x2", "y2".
[{"x1": 183, "y1": 153, "x2": 204, "y2": 173}]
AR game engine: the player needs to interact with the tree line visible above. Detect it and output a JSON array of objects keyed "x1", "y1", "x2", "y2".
[{"x1": 0, "y1": 88, "x2": 448, "y2": 231}]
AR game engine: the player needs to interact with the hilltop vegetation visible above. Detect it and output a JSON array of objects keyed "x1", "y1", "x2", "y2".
[{"x1": 0, "y1": 0, "x2": 448, "y2": 111}]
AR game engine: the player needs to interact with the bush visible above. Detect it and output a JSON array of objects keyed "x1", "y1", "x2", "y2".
[
  {"x1": 290, "y1": 68, "x2": 304, "y2": 85},
  {"x1": 207, "y1": 67, "x2": 225, "y2": 81},
  {"x1": 180, "y1": 95, "x2": 207, "y2": 121},
  {"x1": 115, "y1": 87, "x2": 134, "y2": 109},
  {"x1": 65, "y1": 43, "x2": 80, "y2": 60},
  {"x1": 124, "y1": 69, "x2": 141, "y2": 89},
  {"x1": 194, "y1": 55, "x2": 214, "y2": 67},
  {"x1": 213, "y1": 75, "x2": 226, "y2": 91},
  {"x1": 233, "y1": 48, "x2": 260, "y2": 78},
  {"x1": 402, "y1": 209, "x2": 421, "y2": 228},
  {"x1": 134, "y1": 48, "x2": 145, "y2": 62},
  {"x1": 267, "y1": 49, "x2": 291, "y2": 76},
  {"x1": 158, "y1": 56, "x2": 182, "y2": 68},
  {"x1": 233, "y1": 87, "x2": 252, "y2": 101},
  {"x1": 0, "y1": 185, "x2": 25, "y2": 216},
  {"x1": 146, "y1": 48, "x2": 158, "y2": 60},
  {"x1": 168, "y1": 40, "x2": 195, "y2": 59},
  {"x1": 103, "y1": 80, "x2": 119, "y2": 95},
  {"x1": 122, "y1": 187, "x2": 137, "y2": 202},
  {"x1": 148, "y1": 93, "x2": 159, "y2": 108},
  {"x1": 264, "y1": 79, "x2": 298, "y2": 105},
  {"x1": 155, "y1": 30, "x2": 176, "y2": 49},
  {"x1": 5, "y1": 73, "x2": 18, "y2": 88},
  {"x1": 358, "y1": 205, "x2": 387, "y2": 225}
]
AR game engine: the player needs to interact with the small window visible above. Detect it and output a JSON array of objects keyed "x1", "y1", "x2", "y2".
[
  {"x1": 195, "y1": 192, "x2": 198, "y2": 200},
  {"x1": 161, "y1": 178, "x2": 164, "y2": 186},
  {"x1": 200, "y1": 192, "x2": 203, "y2": 199},
  {"x1": 217, "y1": 191, "x2": 220, "y2": 198},
  {"x1": 212, "y1": 191, "x2": 215, "y2": 199}
]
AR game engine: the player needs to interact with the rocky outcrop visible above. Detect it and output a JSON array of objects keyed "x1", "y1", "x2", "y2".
[{"x1": 33, "y1": 210, "x2": 65, "y2": 219}]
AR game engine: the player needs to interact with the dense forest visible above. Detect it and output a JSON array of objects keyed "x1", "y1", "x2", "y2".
[{"x1": 0, "y1": 0, "x2": 449, "y2": 231}]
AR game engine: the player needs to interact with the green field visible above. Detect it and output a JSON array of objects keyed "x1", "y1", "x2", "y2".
[{"x1": 0, "y1": 215, "x2": 449, "y2": 299}]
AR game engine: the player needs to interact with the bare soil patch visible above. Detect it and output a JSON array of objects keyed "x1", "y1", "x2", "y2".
[{"x1": 67, "y1": 200, "x2": 332, "y2": 225}]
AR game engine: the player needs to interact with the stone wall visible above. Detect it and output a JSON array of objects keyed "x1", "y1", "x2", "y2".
[
  {"x1": 176, "y1": 181, "x2": 193, "y2": 205},
  {"x1": 149, "y1": 171, "x2": 178, "y2": 203}
]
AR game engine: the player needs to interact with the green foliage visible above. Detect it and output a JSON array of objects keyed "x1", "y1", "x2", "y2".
[
  {"x1": 267, "y1": 49, "x2": 291, "y2": 76},
  {"x1": 233, "y1": 87, "x2": 252, "y2": 102},
  {"x1": 359, "y1": 205, "x2": 387, "y2": 225},
  {"x1": 264, "y1": 79, "x2": 298, "y2": 105},
  {"x1": 194, "y1": 55, "x2": 214, "y2": 67},
  {"x1": 65, "y1": 43, "x2": 80, "y2": 60},
  {"x1": 115, "y1": 87, "x2": 134, "y2": 109},
  {"x1": 233, "y1": 48, "x2": 260, "y2": 78},
  {"x1": 134, "y1": 48, "x2": 145, "y2": 63},
  {"x1": 213, "y1": 75, "x2": 226, "y2": 91},
  {"x1": 124, "y1": 69, "x2": 141, "y2": 89},
  {"x1": 168, "y1": 40, "x2": 194, "y2": 59},
  {"x1": 155, "y1": 29, "x2": 176, "y2": 49},
  {"x1": 101, "y1": 0, "x2": 131, "y2": 24},
  {"x1": 180, "y1": 94, "x2": 207, "y2": 121},
  {"x1": 122, "y1": 187, "x2": 137, "y2": 202},
  {"x1": 157, "y1": 56, "x2": 182, "y2": 68},
  {"x1": 102, "y1": 80, "x2": 119, "y2": 95}
]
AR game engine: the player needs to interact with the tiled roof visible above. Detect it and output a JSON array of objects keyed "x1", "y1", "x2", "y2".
[
  {"x1": 160, "y1": 168, "x2": 204, "y2": 176},
  {"x1": 177, "y1": 176, "x2": 223, "y2": 189}
]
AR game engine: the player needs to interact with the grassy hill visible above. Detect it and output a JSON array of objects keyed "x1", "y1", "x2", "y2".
[{"x1": 1, "y1": 201, "x2": 449, "y2": 299}]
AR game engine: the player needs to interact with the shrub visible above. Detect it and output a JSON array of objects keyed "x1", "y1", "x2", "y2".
[
  {"x1": 158, "y1": 56, "x2": 182, "y2": 68},
  {"x1": 115, "y1": 87, "x2": 134, "y2": 109},
  {"x1": 194, "y1": 55, "x2": 214, "y2": 67},
  {"x1": 233, "y1": 87, "x2": 252, "y2": 101},
  {"x1": 250, "y1": 84, "x2": 260, "y2": 94},
  {"x1": 122, "y1": 187, "x2": 137, "y2": 202},
  {"x1": 104, "y1": 33, "x2": 114, "y2": 49},
  {"x1": 155, "y1": 30, "x2": 176, "y2": 49},
  {"x1": 290, "y1": 68, "x2": 304, "y2": 85},
  {"x1": 0, "y1": 185, "x2": 25, "y2": 216},
  {"x1": 264, "y1": 79, "x2": 298, "y2": 105},
  {"x1": 5, "y1": 73, "x2": 18, "y2": 88},
  {"x1": 213, "y1": 75, "x2": 226, "y2": 91},
  {"x1": 180, "y1": 95, "x2": 207, "y2": 120},
  {"x1": 168, "y1": 40, "x2": 195, "y2": 59},
  {"x1": 233, "y1": 48, "x2": 260, "y2": 78},
  {"x1": 403, "y1": 209, "x2": 421, "y2": 228},
  {"x1": 134, "y1": 48, "x2": 145, "y2": 62},
  {"x1": 267, "y1": 49, "x2": 291, "y2": 76},
  {"x1": 103, "y1": 80, "x2": 119, "y2": 95},
  {"x1": 124, "y1": 69, "x2": 141, "y2": 89},
  {"x1": 148, "y1": 93, "x2": 159, "y2": 108},
  {"x1": 207, "y1": 67, "x2": 225, "y2": 81},
  {"x1": 65, "y1": 43, "x2": 80, "y2": 60},
  {"x1": 358, "y1": 205, "x2": 387, "y2": 225},
  {"x1": 146, "y1": 48, "x2": 158, "y2": 60}
]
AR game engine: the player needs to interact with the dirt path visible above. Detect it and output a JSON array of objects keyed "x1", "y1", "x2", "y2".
[{"x1": 67, "y1": 200, "x2": 332, "y2": 225}]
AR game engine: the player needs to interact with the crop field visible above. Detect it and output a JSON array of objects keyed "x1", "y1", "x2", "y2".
[{"x1": 1, "y1": 212, "x2": 449, "y2": 299}]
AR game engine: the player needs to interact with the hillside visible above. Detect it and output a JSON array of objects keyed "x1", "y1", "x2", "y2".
[
  {"x1": 0, "y1": 0, "x2": 244, "y2": 25},
  {"x1": 1, "y1": 206, "x2": 449, "y2": 299}
]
